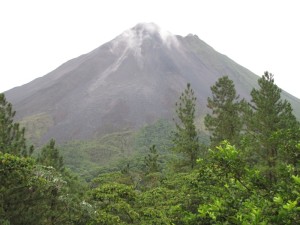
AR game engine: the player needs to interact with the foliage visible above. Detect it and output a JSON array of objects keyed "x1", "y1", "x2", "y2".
[
  {"x1": 88, "y1": 182, "x2": 139, "y2": 225},
  {"x1": 197, "y1": 141, "x2": 300, "y2": 224},
  {"x1": 59, "y1": 130, "x2": 136, "y2": 178},
  {"x1": 59, "y1": 120, "x2": 176, "y2": 180},
  {"x1": 0, "y1": 152, "x2": 36, "y2": 224},
  {"x1": 0, "y1": 152, "x2": 90, "y2": 225},
  {"x1": 37, "y1": 138, "x2": 64, "y2": 172},
  {"x1": 205, "y1": 76, "x2": 244, "y2": 147},
  {"x1": 144, "y1": 145, "x2": 160, "y2": 174},
  {"x1": 274, "y1": 128, "x2": 300, "y2": 168},
  {"x1": 173, "y1": 83, "x2": 200, "y2": 168},
  {"x1": 0, "y1": 94, "x2": 90, "y2": 225},
  {"x1": 0, "y1": 93, "x2": 33, "y2": 156},
  {"x1": 244, "y1": 71, "x2": 299, "y2": 184},
  {"x1": 2, "y1": 73, "x2": 300, "y2": 224}
]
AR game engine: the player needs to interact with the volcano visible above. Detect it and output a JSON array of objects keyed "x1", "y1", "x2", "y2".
[{"x1": 5, "y1": 23, "x2": 300, "y2": 144}]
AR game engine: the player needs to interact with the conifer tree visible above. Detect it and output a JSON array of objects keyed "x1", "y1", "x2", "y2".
[
  {"x1": 245, "y1": 72, "x2": 299, "y2": 184},
  {"x1": 204, "y1": 76, "x2": 243, "y2": 147},
  {"x1": 37, "y1": 139, "x2": 64, "y2": 172},
  {"x1": 0, "y1": 93, "x2": 32, "y2": 156},
  {"x1": 173, "y1": 83, "x2": 199, "y2": 168},
  {"x1": 144, "y1": 145, "x2": 160, "y2": 174}
]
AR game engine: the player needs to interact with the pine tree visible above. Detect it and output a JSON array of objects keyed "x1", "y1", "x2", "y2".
[
  {"x1": 0, "y1": 93, "x2": 32, "y2": 156},
  {"x1": 37, "y1": 139, "x2": 64, "y2": 172},
  {"x1": 172, "y1": 83, "x2": 199, "y2": 168},
  {"x1": 144, "y1": 145, "x2": 160, "y2": 174},
  {"x1": 205, "y1": 76, "x2": 244, "y2": 147},
  {"x1": 245, "y1": 71, "x2": 299, "y2": 184}
]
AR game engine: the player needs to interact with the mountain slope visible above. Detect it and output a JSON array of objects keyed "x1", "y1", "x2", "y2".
[{"x1": 5, "y1": 23, "x2": 300, "y2": 144}]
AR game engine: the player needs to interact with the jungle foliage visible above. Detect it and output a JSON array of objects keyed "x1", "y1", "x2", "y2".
[{"x1": 1, "y1": 72, "x2": 300, "y2": 224}]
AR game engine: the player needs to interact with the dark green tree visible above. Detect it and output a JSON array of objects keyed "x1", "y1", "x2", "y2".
[
  {"x1": 205, "y1": 76, "x2": 244, "y2": 147},
  {"x1": 275, "y1": 128, "x2": 300, "y2": 168},
  {"x1": 88, "y1": 181, "x2": 139, "y2": 225},
  {"x1": 0, "y1": 95, "x2": 89, "y2": 225},
  {"x1": 144, "y1": 145, "x2": 160, "y2": 174},
  {"x1": 245, "y1": 71, "x2": 299, "y2": 184},
  {"x1": 173, "y1": 83, "x2": 199, "y2": 169},
  {"x1": 37, "y1": 139, "x2": 64, "y2": 172},
  {"x1": 0, "y1": 152, "x2": 89, "y2": 225},
  {"x1": 196, "y1": 141, "x2": 300, "y2": 224},
  {"x1": 0, "y1": 152, "x2": 38, "y2": 224},
  {"x1": 0, "y1": 93, "x2": 32, "y2": 156}
]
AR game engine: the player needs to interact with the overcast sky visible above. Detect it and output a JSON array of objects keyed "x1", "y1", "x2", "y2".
[{"x1": 1, "y1": 0, "x2": 300, "y2": 98}]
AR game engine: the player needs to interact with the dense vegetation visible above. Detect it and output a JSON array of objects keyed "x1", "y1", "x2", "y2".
[{"x1": 1, "y1": 72, "x2": 300, "y2": 224}]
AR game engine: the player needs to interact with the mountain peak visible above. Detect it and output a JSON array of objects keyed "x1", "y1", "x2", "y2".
[
  {"x1": 133, "y1": 22, "x2": 161, "y2": 33},
  {"x1": 112, "y1": 22, "x2": 180, "y2": 52}
]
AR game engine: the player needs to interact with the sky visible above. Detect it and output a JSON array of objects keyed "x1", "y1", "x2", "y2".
[{"x1": 1, "y1": 0, "x2": 300, "y2": 98}]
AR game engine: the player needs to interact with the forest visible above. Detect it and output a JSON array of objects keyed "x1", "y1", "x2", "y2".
[{"x1": 1, "y1": 71, "x2": 300, "y2": 224}]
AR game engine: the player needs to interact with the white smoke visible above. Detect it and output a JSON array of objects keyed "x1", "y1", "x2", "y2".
[{"x1": 111, "y1": 23, "x2": 180, "y2": 55}]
